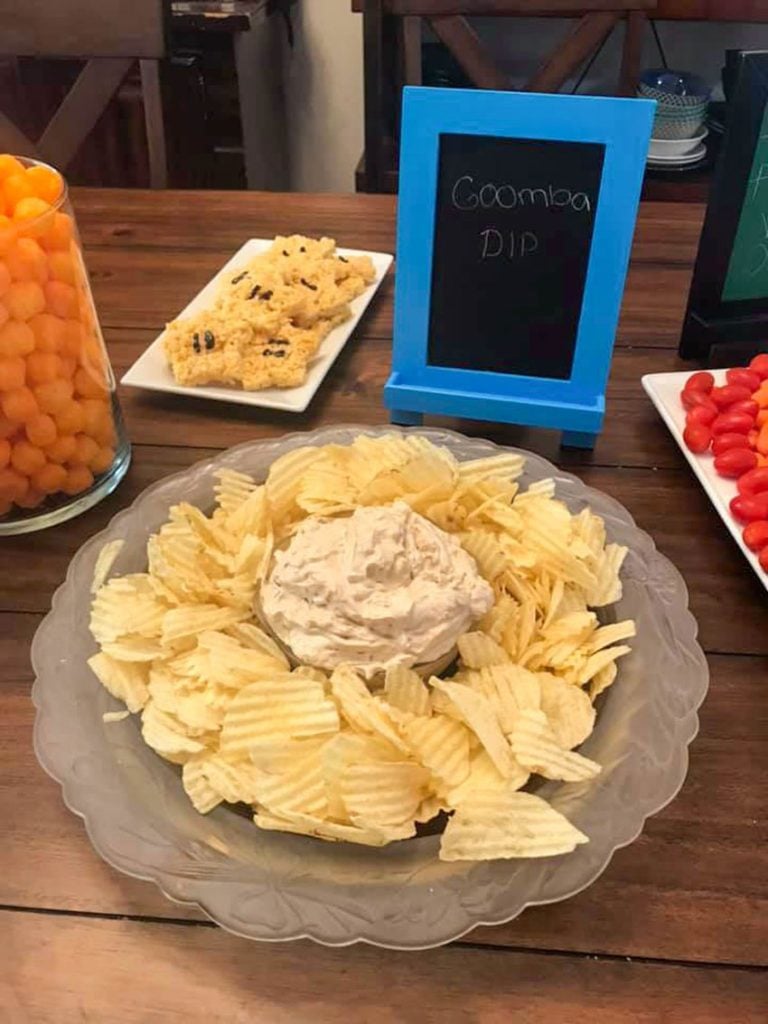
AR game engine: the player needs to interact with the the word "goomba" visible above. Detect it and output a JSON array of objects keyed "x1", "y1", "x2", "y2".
[{"x1": 451, "y1": 175, "x2": 592, "y2": 213}]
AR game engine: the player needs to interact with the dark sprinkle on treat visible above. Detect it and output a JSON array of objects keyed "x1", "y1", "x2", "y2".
[
  {"x1": 270, "y1": 337, "x2": 289, "y2": 346},
  {"x1": 300, "y1": 277, "x2": 318, "y2": 291},
  {"x1": 338, "y1": 255, "x2": 348, "y2": 263},
  {"x1": 231, "y1": 271, "x2": 247, "y2": 284},
  {"x1": 204, "y1": 330, "x2": 215, "y2": 350},
  {"x1": 263, "y1": 349, "x2": 274, "y2": 356},
  {"x1": 299, "y1": 246, "x2": 306, "y2": 253},
  {"x1": 282, "y1": 250, "x2": 289, "y2": 257},
  {"x1": 273, "y1": 350, "x2": 286, "y2": 358},
  {"x1": 192, "y1": 332, "x2": 201, "y2": 353},
  {"x1": 248, "y1": 284, "x2": 261, "y2": 299},
  {"x1": 260, "y1": 289, "x2": 273, "y2": 301}
]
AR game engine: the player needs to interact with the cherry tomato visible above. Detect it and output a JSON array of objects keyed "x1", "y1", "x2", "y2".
[
  {"x1": 731, "y1": 494, "x2": 768, "y2": 523},
  {"x1": 714, "y1": 448, "x2": 758, "y2": 478},
  {"x1": 712, "y1": 432, "x2": 751, "y2": 456},
  {"x1": 760, "y1": 546, "x2": 768, "y2": 572},
  {"x1": 682, "y1": 423, "x2": 712, "y2": 453},
  {"x1": 726, "y1": 367, "x2": 761, "y2": 392},
  {"x1": 737, "y1": 466, "x2": 768, "y2": 497},
  {"x1": 711, "y1": 411, "x2": 755, "y2": 436},
  {"x1": 682, "y1": 370, "x2": 715, "y2": 394},
  {"x1": 729, "y1": 399, "x2": 759, "y2": 419},
  {"x1": 749, "y1": 353, "x2": 768, "y2": 380},
  {"x1": 742, "y1": 520, "x2": 768, "y2": 552},
  {"x1": 710, "y1": 384, "x2": 753, "y2": 409},
  {"x1": 681, "y1": 390, "x2": 718, "y2": 414},
  {"x1": 686, "y1": 404, "x2": 718, "y2": 427}
]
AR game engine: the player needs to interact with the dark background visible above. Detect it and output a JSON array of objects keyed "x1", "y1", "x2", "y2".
[{"x1": 427, "y1": 132, "x2": 605, "y2": 381}]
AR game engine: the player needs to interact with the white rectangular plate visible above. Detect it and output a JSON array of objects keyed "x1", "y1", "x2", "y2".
[
  {"x1": 121, "y1": 240, "x2": 393, "y2": 413},
  {"x1": 642, "y1": 369, "x2": 767, "y2": 590}
]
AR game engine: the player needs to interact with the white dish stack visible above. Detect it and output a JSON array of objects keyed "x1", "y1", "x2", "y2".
[{"x1": 638, "y1": 69, "x2": 710, "y2": 170}]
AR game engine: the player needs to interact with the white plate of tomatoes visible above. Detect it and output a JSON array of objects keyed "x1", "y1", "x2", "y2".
[{"x1": 643, "y1": 354, "x2": 768, "y2": 589}]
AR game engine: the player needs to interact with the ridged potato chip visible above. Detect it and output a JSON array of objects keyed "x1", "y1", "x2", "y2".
[
  {"x1": 220, "y1": 675, "x2": 339, "y2": 757},
  {"x1": 457, "y1": 631, "x2": 509, "y2": 669},
  {"x1": 340, "y1": 761, "x2": 429, "y2": 825},
  {"x1": 330, "y1": 667, "x2": 409, "y2": 753},
  {"x1": 440, "y1": 790, "x2": 588, "y2": 861},
  {"x1": 254, "y1": 809, "x2": 415, "y2": 846},
  {"x1": 467, "y1": 663, "x2": 540, "y2": 734},
  {"x1": 403, "y1": 714, "x2": 470, "y2": 790},
  {"x1": 182, "y1": 758, "x2": 223, "y2": 814},
  {"x1": 141, "y1": 702, "x2": 209, "y2": 761},
  {"x1": 213, "y1": 468, "x2": 258, "y2": 516},
  {"x1": 91, "y1": 539, "x2": 124, "y2": 594},
  {"x1": 253, "y1": 751, "x2": 329, "y2": 818},
  {"x1": 537, "y1": 672, "x2": 596, "y2": 750},
  {"x1": 431, "y1": 678, "x2": 513, "y2": 778},
  {"x1": 87, "y1": 652, "x2": 149, "y2": 713},
  {"x1": 384, "y1": 665, "x2": 431, "y2": 716},
  {"x1": 510, "y1": 709, "x2": 600, "y2": 782},
  {"x1": 445, "y1": 750, "x2": 528, "y2": 807}
]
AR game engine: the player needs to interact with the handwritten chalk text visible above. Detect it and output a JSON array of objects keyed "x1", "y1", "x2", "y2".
[{"x1": 451, "y1": 175, "x2": 592, "y2": 213}]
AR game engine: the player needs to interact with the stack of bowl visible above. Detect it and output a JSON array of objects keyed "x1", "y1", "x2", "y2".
[{"x1": 639, "y1": 69, "x2": 710, "y2": 168}]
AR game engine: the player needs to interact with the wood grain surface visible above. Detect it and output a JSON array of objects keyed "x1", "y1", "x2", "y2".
[{"x1": 1, "y1": 189, "x2": 766, "y2": 1022}]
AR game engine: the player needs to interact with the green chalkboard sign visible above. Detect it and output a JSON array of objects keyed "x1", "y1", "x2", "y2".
[
  {"x1": 681, "y1": 51, "x2": 768, "y2": 360},
  {"x1": 722, "y1": 102, "x2": 768, "y2": 301}
]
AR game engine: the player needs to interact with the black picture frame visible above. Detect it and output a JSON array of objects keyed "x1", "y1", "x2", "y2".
[{"x1": 680, "y1": 51, "x2": 768, "y2": 362}]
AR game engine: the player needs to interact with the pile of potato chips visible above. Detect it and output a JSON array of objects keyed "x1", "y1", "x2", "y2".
[{"x1": 88, "y1": 434, "x2": 635, "y2": 860}]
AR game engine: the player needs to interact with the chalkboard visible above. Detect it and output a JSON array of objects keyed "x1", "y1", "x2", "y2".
[
  {"x1": 721, "y1": 100, "x2": 768, "y2": 302},
  {"x1": 427, "y1": 133, "x2": 605, "y2": 380},
  {"x1": 680, "y1": 51, "x2": 768, "y2": 360}
]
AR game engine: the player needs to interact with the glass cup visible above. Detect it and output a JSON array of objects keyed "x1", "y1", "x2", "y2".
[{"x1": 0, "y1": 156, "x2": 130, "y2": 534}]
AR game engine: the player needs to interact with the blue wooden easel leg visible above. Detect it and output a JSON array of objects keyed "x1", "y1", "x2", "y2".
[
  {"x1": 390, "y1": 409, "x2": 424, "y2": 426},
  {"x1": 561, "y1": 430, "x2": 597, "y2": 449}
]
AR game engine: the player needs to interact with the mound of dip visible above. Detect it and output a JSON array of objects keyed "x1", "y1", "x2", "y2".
[{"x1": 259, "y1": 501, "x2": 494, "y2": 677}]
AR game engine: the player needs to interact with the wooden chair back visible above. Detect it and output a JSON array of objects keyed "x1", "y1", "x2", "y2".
[{"x1": 0, "y1": 0, "x2": 167, "y2": 184}]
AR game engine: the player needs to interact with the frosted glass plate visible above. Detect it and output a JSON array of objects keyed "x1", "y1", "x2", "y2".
[{"x1": 31, "y1": 427, "x2": 708, "y2": 949}]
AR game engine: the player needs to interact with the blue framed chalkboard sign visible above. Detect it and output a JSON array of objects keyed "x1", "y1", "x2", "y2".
[{"x1": 384, "y1": 87, "x2": 654, "y2": 448}]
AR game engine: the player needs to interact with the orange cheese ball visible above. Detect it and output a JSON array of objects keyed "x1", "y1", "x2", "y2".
[
  {"x1": 25, "y1": 165, "x2": 63, "y2": 205},
  {"x1": 5, "y1": 237, "x2": 48, "y2": 284},
  {"x1": 89, "y1": 446, "x2": 115, "y2": 474},
  {"x1": 14, "y1": 486, "x2": 44, "y2": 509},
  {"x1": 26, "y1": 350, "x2": 62, "y2": 385},
  {"x1": 44, "y1": 433, "x2": 76, "y2": 464},
  {"x1": 29, "y1": 312, "x2": 65, "y2": 352},
  {"x1": 44, "y1": 279, "x2": 78, "y2": 319},
  {"x1": 92, "y1": 417, "x2": 116, "y2": 448},
  {"x1": 35, "y1": 377, "x2": 73, "y2": 416},
  {"x1": 26, "y1": 413, "x2": 57, "y2": 447},
  {"x1": 0, "y1": 303, "x2": 7, "y2": 331},
  {"x1": 63, "y1": 464, "x2": 93, "y2": 496},
  {"x1": 12, "y1": 197, "x2": 53, "y2": 240},
  {"x1": 0, "y1": 356, "x2": 25, "y2": 391},
  {"x1": 0, "y1": 156, "x2": 25, "y2": 183},
  {"x1": 47, "y1": 249, "x2": 76, "y2": 286},
  {"x1": 60, "y1": 318, "x2": 83, "y2": 359},
  {"x1": 0, "y1": 261, "x2": 10, "y2": 296},
  {"x1": 31, "y1": 461, "x2": 67, "y2": 494},
  {"x1": 41, "y1": 212, "x2": 73, "y2": 252},
  {"x1": 3, "y1": 173, "x2": 34, "y2": 211},
  {"x1": 0, "y1": 320, "x2": 35, "y2": 357},
  {"x1": 74, "y1": 365, "x2": 108, "y2": 399},
  {"x1": 10, "y1": 438, "x2": 46, "y2": 475},
  {"x1": 71, "y1": 433, "x2": 99, "y2": 467},
  {"x1": 79, "y1": 398, "x2": 110, "y2": 437},
  {"x1": 2, "y1": 386, "x2": 38, "y2": 423},
  {"x1": 5, "y1": 280, "x2": 46, "y2": 321},
  {"x1": 0, "y1": 466, "x2": 28, "y2": 502},
  {"x1": 0, "y1": 215, "x2": 17, "y2": 256},
  {"x1": 53, "y1": 399, "x2": 85, "y2": 435},
  {"x1": 0, "y1": 437, "x2": 9, "y2": 468},
  {"x1": 0, "y1": 413, "x2": 17, "y2": 439},
  {"x1": 58, "y1": 355, "x2": 77, "y2": 378}
]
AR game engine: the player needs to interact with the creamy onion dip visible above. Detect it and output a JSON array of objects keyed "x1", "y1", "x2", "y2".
[{"x1": 259, "y1": 501, "x2": 494, "y2": 677}]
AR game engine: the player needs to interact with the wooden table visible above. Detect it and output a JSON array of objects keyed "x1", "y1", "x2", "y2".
[{"x1": 2, "y1": 190, "x2": 767, "y2": 1022}]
